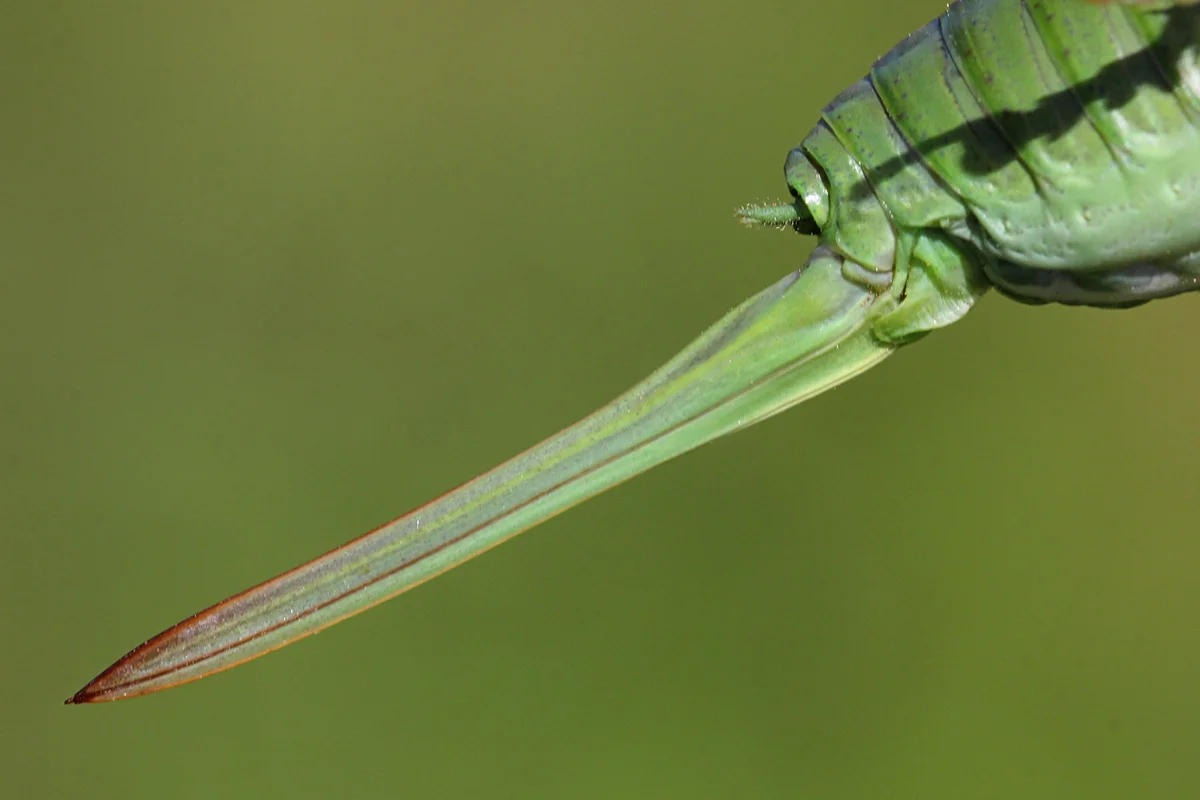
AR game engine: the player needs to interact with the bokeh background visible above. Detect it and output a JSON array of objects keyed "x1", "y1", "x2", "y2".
[{"x1": 4, "y1": 1, "x2": 1198, "y2": 797}]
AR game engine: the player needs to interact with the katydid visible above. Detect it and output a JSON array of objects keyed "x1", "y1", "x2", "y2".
[{"x1": 71, "y1": 0, "x2": 1200, "y2": 704}]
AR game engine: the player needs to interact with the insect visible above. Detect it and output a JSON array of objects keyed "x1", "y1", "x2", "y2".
[{"x1": 71, "y1": 0, "x2": 1200, "y2": 703}]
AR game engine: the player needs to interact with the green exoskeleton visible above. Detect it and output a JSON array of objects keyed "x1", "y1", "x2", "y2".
[
  {"x1": 741, "y1": 0, "x2": 1200, "y2": 322},
  {"x1": 71, "y1": 0, "x2": 1200, "y2": 703}
]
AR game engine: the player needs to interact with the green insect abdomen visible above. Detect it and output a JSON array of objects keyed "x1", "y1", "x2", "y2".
[{"x1": 787, "y1": 0, "x2": 1200, "y2": 284}]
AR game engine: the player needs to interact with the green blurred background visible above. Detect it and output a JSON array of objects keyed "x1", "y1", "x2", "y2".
[{"x1": 4, "y1": 1, "x2": 1198, "y2": 797}]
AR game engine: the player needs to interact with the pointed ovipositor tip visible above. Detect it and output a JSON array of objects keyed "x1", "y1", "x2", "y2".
[{"x1": 65, "y1": 685, "x2": 95, "y2": 705}]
